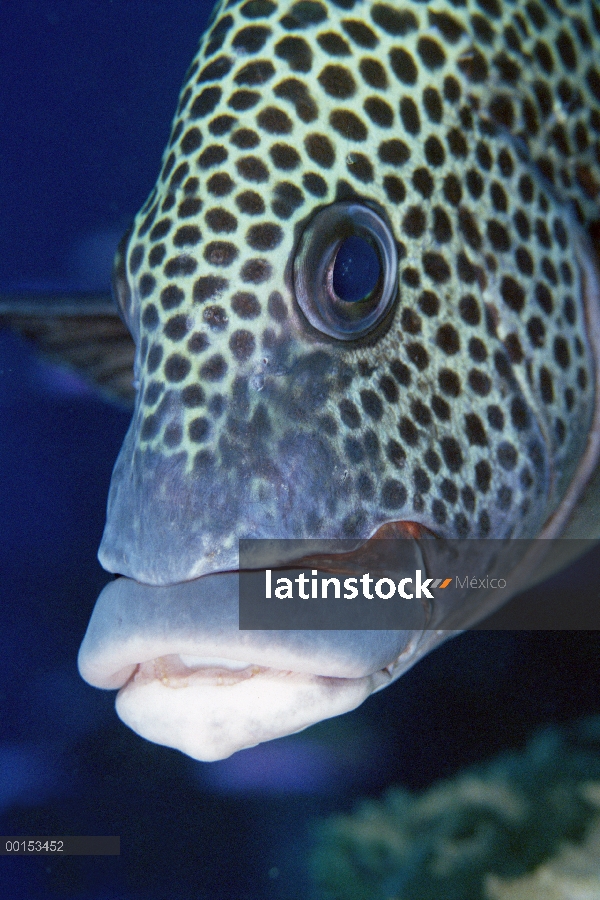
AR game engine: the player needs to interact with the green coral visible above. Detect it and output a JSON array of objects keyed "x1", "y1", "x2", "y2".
[{"x1": 311, "y1": 718, "x2": 600, "y2": 900}]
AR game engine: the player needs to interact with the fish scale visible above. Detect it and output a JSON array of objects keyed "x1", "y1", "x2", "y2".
[{"x1": 101, "y1": 0, "x2": 600, "y2": 584}]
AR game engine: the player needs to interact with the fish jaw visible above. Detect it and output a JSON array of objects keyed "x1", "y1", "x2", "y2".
[{"x1": 77, "y1": 571, "x2": 427, "y2": 761}]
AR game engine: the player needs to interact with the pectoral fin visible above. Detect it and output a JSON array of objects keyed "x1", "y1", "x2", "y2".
[{"x1": 0, "y1": 293, "x2": 135, "y2": 407}]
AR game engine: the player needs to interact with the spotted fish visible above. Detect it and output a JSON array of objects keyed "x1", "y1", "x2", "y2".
[{"x1": 14, "y1": 0, "x2": 600, "y2": 760}]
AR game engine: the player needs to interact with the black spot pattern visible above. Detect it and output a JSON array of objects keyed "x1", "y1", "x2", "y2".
[{"x1": 123, "y1": 0, "x2": 597, "y2": 552}]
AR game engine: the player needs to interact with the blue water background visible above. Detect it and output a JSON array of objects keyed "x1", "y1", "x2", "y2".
[{"x1": 1, "y1": 2, "x2": 600, "y2": 898}]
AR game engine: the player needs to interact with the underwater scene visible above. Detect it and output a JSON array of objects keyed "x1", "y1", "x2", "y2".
[{"x1": 3, "y1": 0, "x2": 600, "y2": 897}]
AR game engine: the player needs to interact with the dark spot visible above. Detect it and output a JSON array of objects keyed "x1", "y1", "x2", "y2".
[
  {"x1": 236, "y1": 191, "x2": 266, "y2": 215},
  {"x1": 232, "y1": 25, "x2": 271, "y2": 53},
  {"x1": 267, "y1": 291, "x2": 287, "y2": 321},
  {"x1": 164, "y1": 354, "x2": 191, "y2": 382},
  {"x1": 164, "y1": 315, "x2": 189, "y2": 341},
  {"x1": 229, "y1": 90, "x2": 261, "y2": 111},
  {"x1": 318, "y1": 64, "x2": 356, "y2": 98},
  {"x1": 411, "y1": 399, "x2": 431, "y2": 427},
  {"x1": 359, "y1": 58, "x2": 388, "y2": 89},
  {"x1": 387, "y1": 439, "x2": 407, "y2": 468},
  {"x1": 364, "y1": 97, "x2": 394, "y2": 128},
  {"x1": 378, "y1": 139, "x2": 410, "y2": 166},
  {"x1": 443, "y1": 75, "x2": 461, "y2": 102},
  {"x1": 458, "y1": 48, "x2": 488, "y2": 83},
  {"x1": 432, "y1": 499, "x2": 447, "y2": 524},
  {"x1": 389, "y1": 48, "x2": 417, "y2": 85},
  {"x1": 371, "y1": 4, "x2": 417, "y2": 36},
  {"x1": 317, "y1": 31, "x2": 351, "y2": 55},
  {"x1": 190, "y1": 87, "x2": 223, "y2": 119},
  {"x1": 270, "y1": 143, "x2": 301, "y2": 169},
  {"x1": 330, "y1": 109, "x2": 367, "y2": 141},
  {"x1": 399, "y1": 97, "x2": 420, "y2": 134},
  {"x1": 192, "y1": 276, "x2": 228, "y2": 305},
  {"x1": 203, "y1": 305, "x2": 228, "y2": 330},
  {"x1": 418, "y1": 36, "x2": 446, "y2": 69},
  {"x1": 400, "y1": 308, "x2": 421, "y2": 334},
  {"x1": 198, "y1": 145, "x2": 229, "y2": 169},
  {"x1": 209, "y1": 115, "x2": 237, "y2": 136},
  {"x1": 360, "y1": 389, "x2": 383, "y2": 421},
  {"x1": 231, "y1": 292, "x2": 260, "y2": 319},
  {"x1": 275, "y1": 36, "x2": 313, "y2": 74},
  {"x1": 203, "y1": 242, "x2": 239, "y2": 267},
  {"x1": 230, "y1": 128, "x2": 260, "y2": 149},
  {"x1": 339, "y1": 399, "x2": 361, "y2": 429},
  {"x1": 432, "y1": 207, "x2": 452, "y2": 243},
  {"x1": 180, "y1": 128, "x2": 203, "y2": 156},
  {"x1": 402, "y1": 206, "x2": 426, "y2": 238},
  {"x1": 469, "y1": 369, "x2": 491, "y2": 396},
  {"x1": 200, "y1": 354, "x2": 228, "y2": 381},
  {"x1": 271, "y1": 181, "x2": 304, "y2": 218},
  {"x1": 303, "y1": 172, "x2": 328, "y2": 196},
  {"x1": 206, "y1": 175, "x2": 234, "y2": 201},
  {"x1": 381, "y1": 479, "x2": 407, "y2": 509},
  {"x1": 535, "y1": 282, "x2": 553, "y2": 315},
  {"x1": 188, "y1": 417, "x2": 210, "y2": 443},
  {"x1": 527, "y1": 316, "x2": 545, "y2": 348},
  {"x1": 139, "y1": 273, "x2": 156, "y2": 298},
  {"x1": 413, "y1": 167, "x2": 434, "y2": 198},
  {"x1": 187, "y1": 332, "x2": 209, "y2": 354},
  {"x1": 554, "y1": 336, "x2": 570, "y2": 368},
  {"x1": 500, "y1": 276, "x2": 525, "y2": 313},
  {"x1": 198, "y1": 55, "x2": 233, "y2": 84},
  {"x1": 246, "y1": 222, "x2": 283, "y2": 250},
  {"x1": 342, "y1": 19, "x2": 379, "y2": 47},
  {"x1": 423, "y1": 87, "x2": 443, "y2": 123},
  {"x1": 424, "y1": 136, "x2": 445, "y2": 167},
  {"x1": 174, "y1": 225, "x2": 202, "y2": 247},
  {"x1": 443, "y1": 173, "x2": 462, "y2": 205},
  {"x1": 305, "y1": 133, "x2": 335, "y2": 167},
  {"x1": 241, "y1": 259, "x2": 273, "y2": 283},
  {"x1": 346, "y1": 153, "x2": 373, "y2": 182},
  {"x1": 422, "y1": 252, "x2": 450, "y2": 283},
  {"x1": 236, "y1": 59, "x2": 276, "y2": 86},
  {"x1": 487, "y1": 220, "x2": 511, "y2": 253},
  {"x1": 383, "y1": 175, "x2": 406, "y2": 203},
  {"x1": 465, "y1": 413, "x2": 487, "y2": 446},
  {"x1": 475, "y1": 459, "x2": 491, "y2": 492},
  {"x1": 229, "y1": 329, "x2": 255, "y2": 362},
  {"x1": 379, "y1": 375, "x2": 398, "y2": 403},
  {"x1": 458, "y1": 208, "x2": 482, "y2": 251},
  {"x1": 419, "y1": 291, "x2": 440, "y2": 316},
  {"x1": 431, "y1": 395, "x2": 450, "y2": 420},
  {"x1": 436, "y1": 324, "x2": 460, "y2": 354},
  {"x1": 390, "y1": 359, "x2": 411, "y2": 386},
  {"x1": 515, "y1": 246, "x2": 534, "y2": 276},
  {"x1": 447, "y1": 127, "x2": 468, "y2": 158},
  {"x1": 274, "y1": 78, "x2": 318, "y2": 122},
  {"x1": 205, "y1": 208, "x2": 238, "y2": 234},
  {"x1": 164, "y1": 256, "x2": 197, "y2": 278},
  {"x1": 441, "y1": 478, "x2": 458, "y2": 504},
  {"x1": 406, "y1": 343, "x2": 429, "y2": 371},
  {"x1": 236, "y1": 156, "x2": 269, "y2": 183}
]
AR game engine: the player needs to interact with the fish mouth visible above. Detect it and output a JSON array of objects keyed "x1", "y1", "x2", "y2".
[{"x1": 78, "y1": 521, "x2": 440, "y2": 761}]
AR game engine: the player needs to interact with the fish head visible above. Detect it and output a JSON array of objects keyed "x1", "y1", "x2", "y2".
[{"x1": 79, "y1": 0, "x2": 600, "y2": 760}]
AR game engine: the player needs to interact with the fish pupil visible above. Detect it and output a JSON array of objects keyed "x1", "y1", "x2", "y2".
[{"x1": 332, "y1": 235, "x2": 380, "y2": 303}]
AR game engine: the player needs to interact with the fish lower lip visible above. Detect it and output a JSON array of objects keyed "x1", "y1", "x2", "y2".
[{"x1": 78, "y1": 526, "x2": 433, "y2": 761}]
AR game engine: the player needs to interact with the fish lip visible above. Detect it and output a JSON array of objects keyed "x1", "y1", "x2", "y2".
[{"x1": 538, "y1": 229, "x2": 600, "y2": 540}]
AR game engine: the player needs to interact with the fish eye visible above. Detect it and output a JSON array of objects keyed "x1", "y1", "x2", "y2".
[{"x1": 293, "y1": 201, "x2": 398, "y2": 340}]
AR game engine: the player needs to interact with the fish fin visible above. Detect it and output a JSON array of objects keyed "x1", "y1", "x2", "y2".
[{"x1": 0, "y1": 293, "x2": 136, "y2": 407}]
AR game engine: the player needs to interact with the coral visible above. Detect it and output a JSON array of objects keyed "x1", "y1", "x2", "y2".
[{"x1": 311, "y1": 718, "x2": 600, "y2": 900}]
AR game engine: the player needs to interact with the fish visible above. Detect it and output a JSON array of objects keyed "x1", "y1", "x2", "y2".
[{"x1": 5, "y1": 0, "x2": 600, "y2": 761}]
